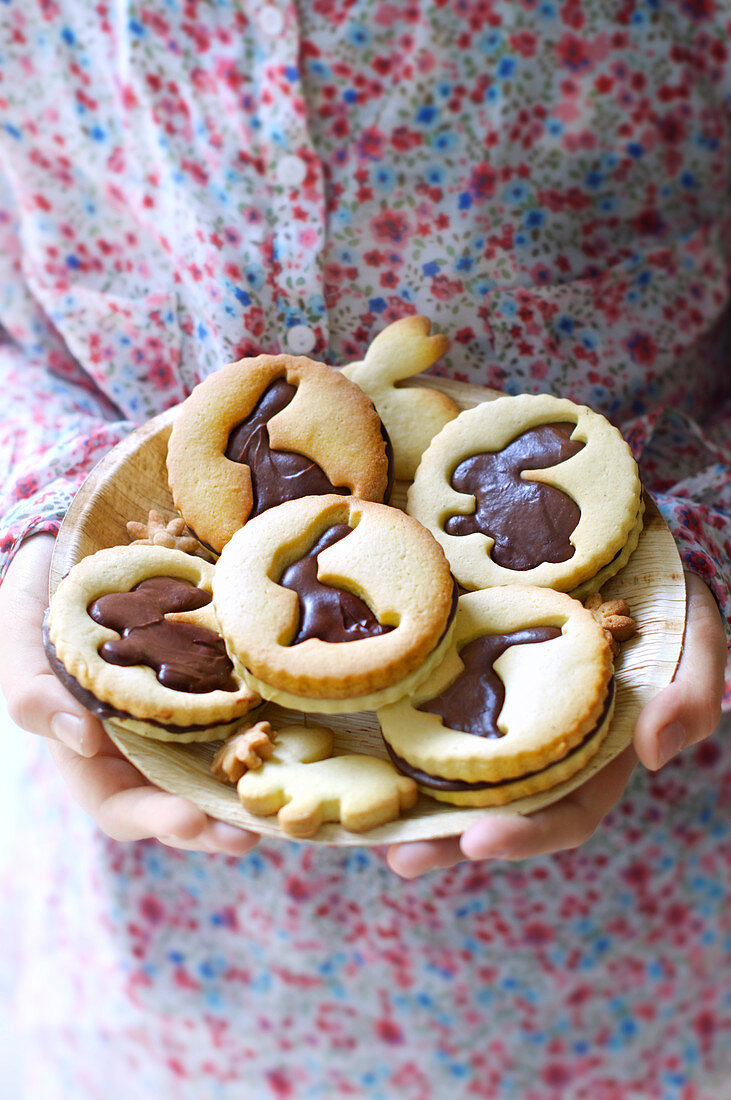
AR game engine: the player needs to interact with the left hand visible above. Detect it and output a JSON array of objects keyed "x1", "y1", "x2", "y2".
[{"x1": 386, "y1": 573, "x2": 726, "y2": 878}]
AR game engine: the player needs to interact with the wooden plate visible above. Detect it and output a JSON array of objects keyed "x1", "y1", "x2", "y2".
[{"x1": 50, "y1": 378, "x2": 686, "y2": 845}]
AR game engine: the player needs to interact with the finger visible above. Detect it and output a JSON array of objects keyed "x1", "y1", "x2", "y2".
[
  {"x1": 459, "y1": 745, "x2": 637, "y2": 862},
  {"x1": 49, "y1": 738, "x2": 209, "y2": 842},
  {"x1": 634, "y1": 573, "x2": 726, "y2": 771},
  {"x1": 386, "y1": 837, "x2": 464, "y2": 879},
  {"x1": 0, "y1": 536, "x2": 104, "y2": 755},
  {"x1": 158, "y1": 821, "x2": 260, "y2": 856}
]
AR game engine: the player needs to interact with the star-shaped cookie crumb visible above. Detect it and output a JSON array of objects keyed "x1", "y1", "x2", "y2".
[
  {"x1": 211, "y1": 721, "x2": 277, "y2": 783},
  {"x1": 584, "y1": 593, "x2": 637, "y2": 657},
  {"x1": 126, "y1": 509, "x2": 214, "y2": 560}
]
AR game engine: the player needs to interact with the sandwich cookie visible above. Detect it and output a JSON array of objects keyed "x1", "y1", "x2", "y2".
[
  {"x1": 407, "y1": 393, "x2": 643, "y2": 597},
  {"x1": 45, "y1": 545, "x2": 260, "y2": 741},
  {"x1": 167, "y1": 354, "x2": 393, "y2": 553},
  {"x1": 212, "y1": 494, "x2": 458, "y2": 713},
  {"x1": 377, "y1": 586, "x2": 616, "y2": 807}
]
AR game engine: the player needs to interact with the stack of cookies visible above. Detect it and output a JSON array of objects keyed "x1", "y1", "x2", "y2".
[{"x1": 46, "y1": 317, "x2": 640, "y2": 837}]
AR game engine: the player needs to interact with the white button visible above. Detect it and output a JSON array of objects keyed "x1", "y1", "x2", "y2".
[
  {"x1": 259, "y1": 5, "x2": 284, "y2": 36},
  {"x1": 287, "y1": 324, "x2": 316, "y2": 354},
  {"x1": 275, "y1": 154, "x2": 307, "y2": 187}
]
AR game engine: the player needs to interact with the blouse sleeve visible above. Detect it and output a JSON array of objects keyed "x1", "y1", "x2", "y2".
[
  {"x1": 632, "y1": 402, "x2": 731, "y2": 702},
  {"x1": 0, "y1": 338, "x2": 133, "y2": 580}
]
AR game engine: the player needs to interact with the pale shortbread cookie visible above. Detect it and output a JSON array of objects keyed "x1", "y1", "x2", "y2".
[
  {"x1": 212, "y1": 494, "x2": 457, "y2": 712},
  {"x1": 407, "y1": 393, "x2": 643, "y2": 595},
  {"x1": 341, "y1": 315, "x2": 458, "y2": 479},
  {"x1": 234, "y1": 724, "x2": 418, "y2": 837},
  {"x1": 377, "y1": 586, "x2": 615, "y2": 807},
  {"x1": 46, "y1": 545, "x2": 260, "y2": 741},
  {"x1": 168, "y1": 354, "x2": 392, "y2": 553}
]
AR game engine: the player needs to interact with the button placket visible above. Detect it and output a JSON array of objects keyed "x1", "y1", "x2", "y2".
[
  {"x1": 286, "y1": 323, "x2": 317, "y2": 354},
  {"x1": 258, "y1": 4, "x2": 285, "y2": 36},
  {"x1": 252, "y1": 2, "x2": 328, "y2": 355}
]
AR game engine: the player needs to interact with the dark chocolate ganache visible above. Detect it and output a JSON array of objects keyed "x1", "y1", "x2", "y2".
[
  {"x1": 444, "y1": 422, "x2": 585, "y2": 570},
  {"x1": 418, "y1": 626, "x2": 561, "y2": 737},
  {"x1": 225, "y1": 378, "x2": 351, "y2": 516},
  {"x1": 387, "y1": 678, "x2": 615, "y2": 791},
  {"x1": 88, "y1": 576, "x2": 238, "y2": 693},
  {"x1": 279, "y1": 524, "x2": 395, "y2": 645},
  {"x1": 42, "y1": 614, "x2": 237, "y2": 732}
]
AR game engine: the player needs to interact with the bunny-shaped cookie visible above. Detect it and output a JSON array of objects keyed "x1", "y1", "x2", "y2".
[
  {"x1": 235, "y1": 724, "x2": 418, "y2": 837},
  {"x1": 342, "y1": 316, "x2": 458, "y2": 479}
]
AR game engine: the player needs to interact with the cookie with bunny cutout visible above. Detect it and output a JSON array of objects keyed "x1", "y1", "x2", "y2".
[
  {"x1": 377, "y1": 586, "x2": 616, "y2": 807},
  {"x1": 212, "y1": 494, "x2": 458, "y2": 713},
  {"x1": 45, "y1": 544, "x2": 260, "y2": 741},
  {"x1": 230, "y1": 724, "x2": 418, "y2": 837},
  {"x1": 168, "y1": 354, "x2": 393, "y2": 553},
  {"x1": 341, "y1": 315, "x2": 459, "y2": 479},
  {"x1": 407, "y1": 393, "x2": 644, "y2": 597}
]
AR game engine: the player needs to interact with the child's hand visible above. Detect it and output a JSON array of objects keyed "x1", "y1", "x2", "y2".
[
  {"x1": 387, "y1": 572, "x2": 726, "y2": 878},
  {"x1": 0, "y1": 535, "x2": 259, "y2": 856}
]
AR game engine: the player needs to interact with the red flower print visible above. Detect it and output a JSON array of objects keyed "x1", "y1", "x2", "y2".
[
  {"x1": 430, "y1": 274, "x2": 464, "y2": 301},
  {"x1": 454, "y1": 326, "x2": 475, "y2": 344},
  {"x1": 358, "y1": 126, "x2": 386, "y2": 160},
  {"x1": 509, "y1": 31, "x2": 537, "y2": 58},
  {"x1": 556, "y1": 33, "x2": 593, "y2": 72},
  {"x1": 391, "y1": 126, "x2": 423, "y2": 151},
  {"x1": 560, "y1": 0, "x2": 586, "y2": 28},
  {"x1": 657, "y1": 112, "x2": 687, "y2": 144},
  {"x1": 370, "y1": 209, "x2": 413, "y2": 245},
  {"x1": 243, "y1": 307, "x2": 265, "y2": 339},
  {"x1": 633, "y1": 208, "x2": 667, "y2": 236},
  {"x1": 682, "y1": 0, "x2": 715, "y2": 20},
  {"x1": 625, "y1": 331, "x2": 658, "y2": 365},
  {"x1": 468, "y1": 163, "x2": 498, "y2": 200},
  {"x1": 376, "y1": 1018, "x2": 404, "y2": 1044}
]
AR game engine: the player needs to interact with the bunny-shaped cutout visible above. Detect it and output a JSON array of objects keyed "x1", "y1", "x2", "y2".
[{"x1": 342, "y1": 316, "x2": 458, "y2": 479}]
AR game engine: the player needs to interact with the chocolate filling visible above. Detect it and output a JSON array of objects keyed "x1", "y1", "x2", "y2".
[
  {"x1": 225, "y1": 378, "x2": 354, "y2": 515},
  {"x1": 279, "y1": 524, "x2": 396, "y2": 645},
  {"x1": 88, "y1": 576, "x2": 238, "y2": 694},
  {"x1": 444, "y1": 422, "x2": 585, "y2": 570},
  {"x1": 386, "y1": 678, "x2": 615, "y2": 791},
  {"x1": 418, "y1": 626, "x2": 562, "y2": 737},
  {"x1": 42, "y1": 614, "x2": 232, "y2": 733}
]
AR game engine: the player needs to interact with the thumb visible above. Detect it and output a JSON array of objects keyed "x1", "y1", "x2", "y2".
[
  {"x1": 634, "y1": 572, "x2": 726, "y2": 771},
  {"x1": 0, "y1": 535, "x2": 105, "y2": 756}
]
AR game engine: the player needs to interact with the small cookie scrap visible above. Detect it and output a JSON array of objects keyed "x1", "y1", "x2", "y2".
[
  {"x1": 211, "y1": 720, "x2": 276, "y2": 782},
  {"x1": 341, "y1": 316, "x2": 458, "y2": 480},
  {"x1": 584, "y1": 593, "x2": 637, "y2": 657},
  {"x1": 235, "y1": 724, "x2": 418, "y2": 837},
  {"x1": 127, "y1": 509, "x2": 214, "y2": 560}
]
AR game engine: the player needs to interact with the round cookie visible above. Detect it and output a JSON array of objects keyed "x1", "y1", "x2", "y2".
[
  {"x1": 46, "y1": 545, "x2": 261, "y2": 741},
  {"x1": 212, "y1": 494, "x2": 458, "y2": 713},
  {"x1": 377, "y1": 586, "x2": 615, "y2": 807},
  {"x1": 407, "y1": 393, "x2": 644, "y2": 596},
  {"x1": 168, "y1": 354, "x2": 393, "y2": 553}
]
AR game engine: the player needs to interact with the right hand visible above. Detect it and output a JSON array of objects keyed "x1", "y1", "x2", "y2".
[{"x1": 0, "y1": 534, "x2": 260, "y2": 855}]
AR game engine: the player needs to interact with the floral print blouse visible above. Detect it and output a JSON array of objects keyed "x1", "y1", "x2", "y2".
[{"x1": 0, "y1": 2, "x2": 729, "y2": 1098}]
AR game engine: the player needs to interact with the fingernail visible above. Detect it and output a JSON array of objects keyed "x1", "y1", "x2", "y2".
[
  {"x1": 51, "y1": 712, "x2": 87, "y2": 753},
  {"x1": 211, "y1": 822, "x2": 256, "y2": 852},
  {"x1": 657, "y1": 721, "x2": 686, "y2": 768},
  {"x1": 461, "y1": 839, "x2": 509, "y2": 861}
]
